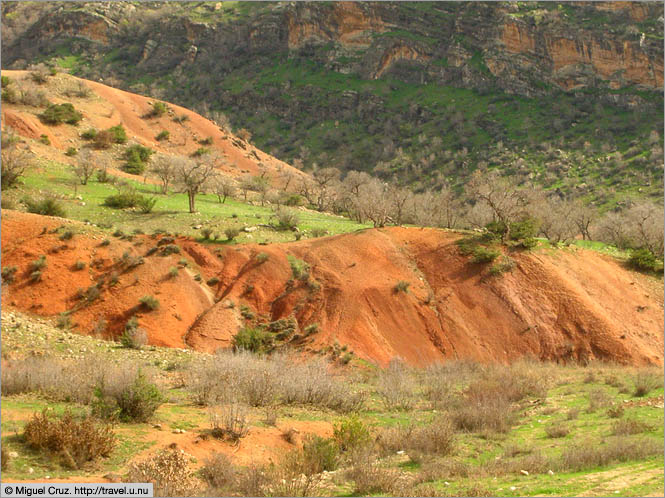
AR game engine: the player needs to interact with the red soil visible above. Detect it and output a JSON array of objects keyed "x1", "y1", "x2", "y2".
[
  {"x1": 2, "y1": 211, "x2": 663, "y2": 366},
  {"x1": 1, "y1": 70, "x2": 305, "y2": 184}
]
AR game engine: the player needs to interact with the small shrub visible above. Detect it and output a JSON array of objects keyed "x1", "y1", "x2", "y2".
[
  {"x1": 103, "y1": 189, "x2": 144, "y2": 209},
  {"x1": 471, "y1": 246, "x2": 500, "y2": 263},
  {"x1": 56, "y1": 312, "x2": 73, "y2": 329},
  {"x1": 201, "y1": 228, "x2": 213, "y2": 240},
  {"x1": 136, "y1": 196, "x2": 157, "y2": 213},
  {"x1": 93, "y1": 369, "x2": 163, "y2": 422},
  {"x1": 74, "y1": 260, "x2": 86, "y2": 271},
  {"x1": 607, "y1": 404, "x2": 625, "y2": 419},
  {"x1": 192, "y1": 147, "x2": 210, "y2": 157},
  {"x1": 394, "y1": 280, "x2": 410, "y2": 293},
  {"x1": 100, "y1": 239, "x2": 111, "y2": 247},
  {"x1": 93, "y1": 130, "x2": 113, "y2": 149},
  {"x1": 232, "y1": 327, "x2": 273, "y2": 354},
  {"x1": 209, "y1": 403, "x2": 249, "y2": 442},
  {"x1": 287, "y1": 255, "x2": 310, "y2": 280},
  {"x1": 65, "y1": 147, "x2": 78, "y2": 156},
  {"x1": 30, "y1": 270, "x2": 43, "y2": 283},
  {"x1": 139, "y1": 295, "x2": 160, "y2": 311},
  {"x1": 199, "y1": 136, "x2": 213, "y2": 145},
  {"x1": 168, "y1": 267, "x2": 179, "y2": 278},
  {"x1": 545, "y1": 422, "x2": 570, "y2": 438},
  {"x1": 207, "y1": 277, "x2": 220, "y2": 286},
  {"x1": 25, "y1": 198, "x2": 66, "y2": 217},
  {"x1": 123, "y1": 144, "x2": 153, "y2": 175},
  {"x1": 628, "y1": 248, "x2": 662, "y2": 273},
  {"x1": 256, "y1": 252, "x2": 269, "y2": 263},
  {"x1": 225, "y1": 227, "x2": 240, "y2": 241},
  {"x1": 557, "y1": 436, "x2": 662, "y2": 472},
  {"x1": 108, "y1": 125, "x2": 127, "y2": 144},
  {"x1": 587, "y1": 388, "x2": 612, "y2": 413},
  {"x1": 39, "y1": 103, "x2": 82, "y2": 125},
  {"x1": 23, "y1": 410, "x2": 116, "y2": 469},
  {"x1": 2, "y1": 265, "x2": 18, "y2": 284},
  {"x1": 59, "y1": 230, "x2": 74, "y2": 241},
  {"x1": 173, "y1": 114, "x2": 189, "y2": 123},
  {"x1": 611, "y1": 418, "x2": 652, "y2": 435},
  {"x1": 31, "y1": 255, "x2": 47, "y2": 272},
  {"x1": 149, "y1": 101, "x2": 167, "y2": 117},
  {"x1": 160, "y1": 244, "x2": 180, "y2": 256},
  {"x1": 155, "y1": 130, "x2": 170, "y2": 141},
  {"x1": 276, "y1": 209, "x2": 300, "y2": 231},
  {"x1": 120, "y1": 319, "x2": 148, "y2": 350},
  {"x1": 304, "y1": 323, "x2": 319, "y2": 336},
  {"x1": 633, "y1": 370, "x2": 662, "y2": 397},
  {"x1": 81, "y1": 128, "x2": 97, "y2": 140},
  {"x1": 201, "y1": 452, "x2": 236, "y2": 490},
  {"x1": 333, "y1": 415, "x2": 371, "y2": 452},
  {"x1": 39, "y1": 134, "x2": 51, "y2": 145},
  {"x1": 127, "y1": 449, "x2": 198, "y2": 497}
]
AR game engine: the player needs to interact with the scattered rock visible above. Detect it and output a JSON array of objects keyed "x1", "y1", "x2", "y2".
[
  {"x1": 153, "y1": 424, "x2": 162, "y2": 430},
  {"x1": 548, "y1": 470, "x2": 554, "y2": 476},
  {"x1": 28, "y1": 468, "x2": 34, "y2": 474},
  {"x1": 9, "y1": 451, "x2": 19, "y2": 458},
  {"x1": 520, "y1": 469, "x2": 529, "y2": 476}
]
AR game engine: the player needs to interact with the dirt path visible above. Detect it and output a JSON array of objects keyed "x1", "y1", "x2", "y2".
[{"x1": 577, "y1": 461, "x2": 664, "y2": 497}]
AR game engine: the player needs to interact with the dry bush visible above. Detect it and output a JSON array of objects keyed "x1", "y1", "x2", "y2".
[
  {"x1": 23, "y1": 410, "x2": 116, "y2": 469},
  {"x1": 611, "y1": 418, "x2": 653, "y2": 436},
  {"x1": 209, "y1": 404, "x2": 249, "y2": 442},
  {"x1": 544, "y1": 422, "x2": 570, "y2": 438},
  {"x1": 1, "y1": 355, "x2": 112, "y2": 403},
  {"x1": 452, "y1": 388, "x2": 515, "y2": 434},
  {"x1": 566, "y1": 408, "x2": 580, "y2": 420},
  {"x1": 586, "y1": 388, "x2": 613, "y2": 413},
  {"x1": 377, "y1": 417, "x2": 455, "y2": 462},
  {"x1": 201, "y1": 452, "x2": 236, "y2": 491},
  {"x1": 377, "y1": 358, "x2": 417, "y2": 411},
  {"x1": 633, "y1": 370, "x2": 663, "y2": 397},
  {"x1": 606, "y1": 404, "x2": 625, "y2": 419},
  {"x1": 127, "y1": 448, "x2": 199, "y2": 497},
  {"x1": 557, "y1": 436, "x2": 662, "y2": 472},
  {"x1": 347, "y1": 448, "x2": 399, "y2": 496},
  {"x1": 233, "y1": 464, "x2": 272, "y2": 497},
  {"x1": 185, "y1": 351, "x2": 363, "y2": 412},
  {"x1": 416, "y1": 458, "x2": 472, "y2": 483}
]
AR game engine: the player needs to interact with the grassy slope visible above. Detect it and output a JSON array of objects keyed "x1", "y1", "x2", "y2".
[
  {"x1": 9, "y1": 159, "x2": 368, "y2": 244},
  {"x1": 1, "y1": 310, "x2": 663, "y2": 496}
]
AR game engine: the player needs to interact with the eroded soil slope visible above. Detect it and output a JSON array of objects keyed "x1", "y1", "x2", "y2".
[
  {"x1": 1, "y1": 70, "x2": 305, "y2": 182},
  {"x1": 2, "y1": 211, "x2": 662, "y2": 366}
]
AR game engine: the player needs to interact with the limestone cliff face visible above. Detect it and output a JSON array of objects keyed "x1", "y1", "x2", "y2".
[{"x1": 1, "y1": 1, "x2": 662, "y2": 99}]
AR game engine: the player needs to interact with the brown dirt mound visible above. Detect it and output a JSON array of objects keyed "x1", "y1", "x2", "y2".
[
  {"x1": 2, "y1": 211, "x2": 663, "y2": 366},
  {"x1": 1, "y1": 70, "x2": 305, "y2": 183}
]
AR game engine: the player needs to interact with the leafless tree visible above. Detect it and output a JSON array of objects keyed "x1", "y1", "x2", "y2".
[
  {"x1": 213, "y1": 175, "x2": 236, "y2": 204},
  {"x1": 1, "y1": 130, "x2": 33, "y2": 188},
  {"x1": 312, "y1": 167, "x2": 341, "y2": 212},
  {"x1": 150, "y1": 154, "x2": 178, "y2": 194},
  {"x1": 626, "y1": 201, "x2": 664, "y2": 256},
  {"x1": 532, "y1": 195, "x2": 577, "y2": 244},
  {"x1": 570, "y1": 200, "x2": 596, "y2": 241},
  {"x1": 388, "y1": 184, "x2": 412, "y2": 226},
  {"x1": 358, "y1": 178, "x2": 391, "y2": 228},
  {"x1": 466, "y1": 170, "x2": 531, "y2": 241},
  {"x1": 175, "y1": 155, "x2": 217, "y2": 213},
  {"x1": 72, "y1": 149, "x2": 102, "y2": 185}
]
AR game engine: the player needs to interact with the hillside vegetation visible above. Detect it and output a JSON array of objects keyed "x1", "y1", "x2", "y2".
[{"x1": 1, "y1": 1, "x2": 663, "y2": 205}]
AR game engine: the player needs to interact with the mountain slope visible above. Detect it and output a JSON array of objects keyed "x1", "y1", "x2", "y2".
[
  {"x1": 2, "y1": 210, "x2": 662, "y2": 366},
  {"x1": 1, "y1": 70, "x2": 305, "y2": 182},
  {"x1": 2, "y1": 1, "x2": 663, "y2": 204}
]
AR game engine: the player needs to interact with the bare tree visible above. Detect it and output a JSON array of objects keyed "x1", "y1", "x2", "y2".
[
  {"x1": 434, "y1": 186, "x2": 461, "y2": 229},
  {"x1": 532, "y1": 195, "x2": 577, "y2": 244},
  {"x1": 150, "y1": 154, "x2": 178, "y2": 194},
  {"x1": 312, "y1": 167, "x2": 341, "y2": 212},
  {"x1": 358, "y1": 178, "x2": 391, "y2": 228},
  {"x1": 570, "y1": 200, "x2": 596, "y2": 241},
  {"x1": 72, "y1": 149, "x2": 102, "y2": 185},
  {"x1": 466, "y1": 170, "x2": 531, "y2": 241},
  {"x1": 1, "y1": 130, "x2": 33, "y2": 188},
  {"x1": 388, "y1": 184, "x2": 412, "y2": 226},
  {"x1": 175, "y1": 155, "x2": 217, "y2": 213},
  {"x1": 213, "y1": 175, "x2": 236, "y2": 204},
  {"x1": 626, "y1": 201, "x2": 664, "y2": 256}
]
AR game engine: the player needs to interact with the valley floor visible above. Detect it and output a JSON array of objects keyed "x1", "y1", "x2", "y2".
[{"x1": 1, "y1": 310, "x2": 663, "y2": 497}]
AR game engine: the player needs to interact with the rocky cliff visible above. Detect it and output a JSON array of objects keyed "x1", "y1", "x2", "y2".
[{"x1": 2, "y1": 2, "x2": 663, "y2": 202}]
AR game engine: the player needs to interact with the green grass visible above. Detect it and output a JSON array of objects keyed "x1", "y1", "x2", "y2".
[{"x1": 16, "y1": 160, "x2": 369, "y2": 244}]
